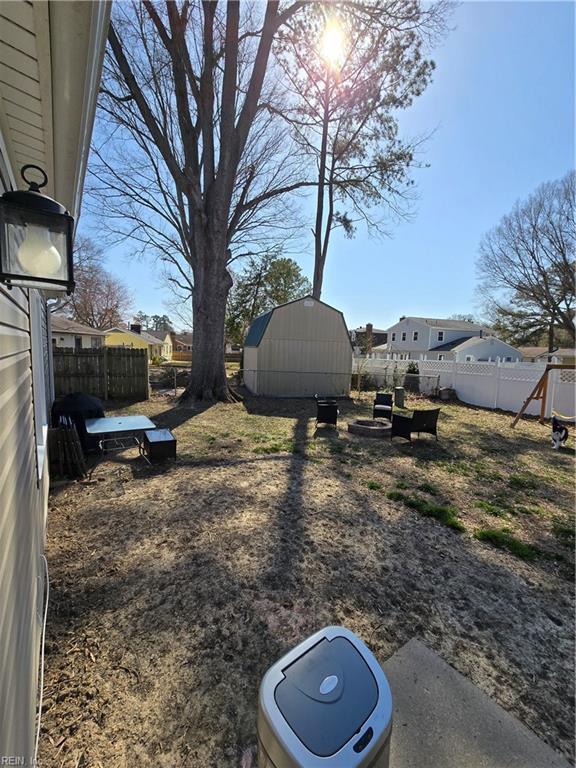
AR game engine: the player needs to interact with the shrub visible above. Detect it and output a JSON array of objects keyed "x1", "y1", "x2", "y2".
[{"x1": 367, "y1": 481, "x2": 383, "y2": 491}]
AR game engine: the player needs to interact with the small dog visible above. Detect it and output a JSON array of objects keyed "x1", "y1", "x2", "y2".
[{"x1": 551, "y1": 416, "x2": 569, "y2": 450}]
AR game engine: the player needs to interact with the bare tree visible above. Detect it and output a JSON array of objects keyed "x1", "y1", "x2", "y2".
[
  {"x1": 478, "y1": 171, "x2": 575, "y2": 353},
  {"x1": 54, "y1": 237, "x2": 132, "y2": 329},
  {"x1": 277, "y1": 1, "x2": 452, "y2": 297},
  {"x1": 91, "y1": 1, "x2": 314, "y2": 400}
]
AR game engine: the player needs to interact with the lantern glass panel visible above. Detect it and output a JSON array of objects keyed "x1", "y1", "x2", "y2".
[{"x1": 1, "y1": 203, "x2": 70, "y2": 284}]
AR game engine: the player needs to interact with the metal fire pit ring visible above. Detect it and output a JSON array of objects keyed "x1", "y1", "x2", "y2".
[{"x1": 347, "y1": 419, "x2": 392, "y2": 438}]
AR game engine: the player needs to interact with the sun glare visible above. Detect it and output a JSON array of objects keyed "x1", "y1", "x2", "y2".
[{"x1": 320, "y1": 19, "x2": 346, "y2": 70}]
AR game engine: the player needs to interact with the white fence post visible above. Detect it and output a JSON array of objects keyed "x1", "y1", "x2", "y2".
[
  {"x1": 493, "y1": 359, "x2": 501, "y2": 409},
  {"x1": 451, "y1": 360, "x2": 456, "y2": 390},
  {"x1": 548, "y1": 368, "x2": 557, "y2": 418}
]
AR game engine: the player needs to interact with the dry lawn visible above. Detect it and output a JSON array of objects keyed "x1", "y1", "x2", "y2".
[{"x1": 41, "y1": 392, "x2": 575, "y2": 767}]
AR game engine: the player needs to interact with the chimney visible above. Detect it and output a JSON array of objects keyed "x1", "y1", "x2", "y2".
[
  {"x1": 169, "y1": 330, "x2": 176, "y2": 344},
  {"x1": 130, "y1": 323, "x2": 141, "y2": 334},
  {"x1": 365, "y1": 323, "x2": 374, "y2": 354}
]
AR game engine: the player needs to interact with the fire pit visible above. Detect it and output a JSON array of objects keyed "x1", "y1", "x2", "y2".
[{"x1": 347, "y1": 419, "x2": 392, "y2": 438}]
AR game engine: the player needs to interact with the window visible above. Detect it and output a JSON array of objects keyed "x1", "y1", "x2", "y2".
[
  {"x1": 438, "y1": 354, "x2": 445, "y2": 361},
  {"x1": 401, "y1": 332, "x2": 406, "y2": 341},
  {"x1": 91, "y1": 336, "x2": 102, "y2": 349},
  {"x1": 504, "y1": 356, "x2": 512, "y2": 362},
  {"x1": 465, "y1": 355, "x2": 473, "y2": 362},
  {"x1": 437, "y1": 331, "x2": 444, "y2": 342},
  {"x1": 391, "y1": 332, "x2": 396, "y2": 342},
  {"x1": 413, "y1": 331, "x2": 419, "y2": 341},
  {"x1": 74, "y1": 336, "x2": 82, "y2": 351}
]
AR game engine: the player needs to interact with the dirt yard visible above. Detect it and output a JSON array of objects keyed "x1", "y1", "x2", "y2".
[{"x1": 41, "y1": 392, "x2": 575, "y2": 767}]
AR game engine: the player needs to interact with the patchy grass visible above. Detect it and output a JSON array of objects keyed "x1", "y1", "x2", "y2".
[
  {"x1": 475, "y1": 500, "x2": 511, "y2": 518},
  {"x1": 417, "y1": 481, "x2": 439, "y2": 495},
  {"x1": 387, "y1": 490, "x2": 464, "y2": 532},
  {"x1": 474, "y1": 528, "x2": 541, "y2": 560},
  {"x1": 41, "y1": 391, "x2": 575, "y2": 768},
  {"x1": 509, "y1": 473, "x2": 539, "y2": 491},
  {"x1": 552, "y1": 519, "x2": 575, "y2": 544}
]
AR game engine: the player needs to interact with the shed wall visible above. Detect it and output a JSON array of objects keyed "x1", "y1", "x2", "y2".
[
  {"x1": 255, "y1": 300, "x2": 352, "y2": 396},
  {"x1": 243, "y1": 347, "x2": 258, "y2": 394}
]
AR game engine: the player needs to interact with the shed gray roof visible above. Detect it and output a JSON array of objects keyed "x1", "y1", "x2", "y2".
[
  {"x1": 244, "y1": 310, "x2": 274, "y2": 347},
  {"x1": 244, "y1": 296, "x2": 353, "y2": 349}
]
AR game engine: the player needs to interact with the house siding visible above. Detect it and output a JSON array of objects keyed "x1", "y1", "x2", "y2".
[{"x1": 0, "y1": 282, "x2": 50, "y2": 762}]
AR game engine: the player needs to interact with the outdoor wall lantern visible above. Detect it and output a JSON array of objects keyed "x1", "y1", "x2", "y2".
[{"x1": 0, "y1": 165, "x2": 74, "y2": 293}]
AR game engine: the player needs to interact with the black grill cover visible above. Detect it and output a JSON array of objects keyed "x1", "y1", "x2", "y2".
[{"x1": 51, "y1": 393, "x2": 105, "y2": 453}]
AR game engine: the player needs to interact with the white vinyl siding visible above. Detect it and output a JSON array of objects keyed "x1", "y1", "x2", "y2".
[{"x1": 0, "y1": 283, "x2": 50, "y2": 759}]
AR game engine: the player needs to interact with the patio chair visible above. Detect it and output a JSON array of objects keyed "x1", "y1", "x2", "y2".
[
  {"x1": 391, "y1": 408, "x2": 441, "y2": 442},
  {"x1": 315, "y1": 394, "x2": 339, "y2": 428},
  {"x1": 373, "y1": 392, "x2": 393, "y2": 421}
]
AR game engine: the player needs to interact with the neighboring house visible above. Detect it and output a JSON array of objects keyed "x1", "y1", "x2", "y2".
[
  {"x1": 146, "y1": 329, "x2": 173, "y2": 359},
  {"x1": 173, "y1": 332, "x2": 193, "y2": 352},
  {"x1": 519, "y1": 347, "x2": 575, "y2": 365},
  {"x1": 51, "y1": 315, "x2": 105, "y2": 350},
  {"x1": 105, "y1": 324, "x2": 163, "y2": 359},
  {"x1": 350, "y1": 324, "x2": 388, "y2": 354},
  {"x1": 430, "y1": 335, "x2": 523, "y2": 362},
  {"x1": 0, "y1": 1, "x2": 109, "y2": 760},
  {"x1": 375, "y1": 316, "x2": 493, "y2": 360}
]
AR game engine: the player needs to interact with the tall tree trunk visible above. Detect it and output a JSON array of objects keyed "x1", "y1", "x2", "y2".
[
  {"x1": 184, "y1": 251, "x2": 233, "y2": 401},
  {"x1": 312, "y1": 74, "x2": 331, "y2": 300}
]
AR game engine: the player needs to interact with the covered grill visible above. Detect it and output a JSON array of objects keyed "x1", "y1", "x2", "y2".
[{"x1": 51, "y1": 392, "x2": 105, "y2": 452}]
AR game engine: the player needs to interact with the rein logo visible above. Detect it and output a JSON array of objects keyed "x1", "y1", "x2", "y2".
[{"x1": 1, "y1": 759, "x2": 26, "y2": 766}]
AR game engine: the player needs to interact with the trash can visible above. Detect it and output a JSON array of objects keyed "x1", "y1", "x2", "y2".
[
  {"x1": 393, "y1": 387, "x2": 405, "y2": 408},
  {"x1": 258, "y1": 626, "x2": 393, "y2": 768}
]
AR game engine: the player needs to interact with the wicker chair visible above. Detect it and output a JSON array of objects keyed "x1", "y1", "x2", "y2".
[
  {"x1": 315, "y1": 395, "x2": 339, "y2": 428},
  {"x1": 391, "y1": 408, "x2": 440, "y2": 442},
  {"x1": 372, "y1": 392, "x2": 393, "y2": 421}
]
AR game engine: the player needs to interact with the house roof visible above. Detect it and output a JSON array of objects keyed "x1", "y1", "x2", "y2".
[
  {"x1": 398, "y1": 317, "x2": 487, "y2": 331},
  {"x1": 175, "y1": 333, "x2": 193, "y2": 346},
  {"x1": 429, "y1": 336, "x2": 479, "y2": 352},
  {"x1": 51, "y1": 316, "x2": 105, "y2": 336},
  {"x1": 105, "y1": 327, "x2": 163, "y2": 346},
  {"x1": 244, "y1": 295, "x2": 353, "y2": 350},
  {"x1": 519, "y1": 346, "x2": 574, "y2": 358},
  {"x1": 353, "y1": 326, "x2": 388, "y2": 334},
  {"x1": 430, "y1": 335, "x2": 520, "y2": 353},
  {"x1": 145, "y1": 329, "x2": 168, "y2": 341}
]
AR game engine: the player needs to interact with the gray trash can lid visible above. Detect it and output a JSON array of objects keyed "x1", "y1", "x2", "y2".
[{"x1": 274, "y1": 636, "x2": 378, "y2": 757}]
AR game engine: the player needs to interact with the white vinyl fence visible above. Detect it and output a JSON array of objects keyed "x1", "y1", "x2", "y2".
[{"x1": 353, "y1": 358, "x2": 576, "y2": 419}]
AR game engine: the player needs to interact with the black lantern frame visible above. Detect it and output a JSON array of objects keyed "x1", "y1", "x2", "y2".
[{"x1": 0, "y1": 165, "x2": 75, "y2": 294}]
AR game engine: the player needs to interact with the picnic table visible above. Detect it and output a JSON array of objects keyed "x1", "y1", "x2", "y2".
[{"x1": 85, "y1": 415, "x2": 156, "y2": 454}]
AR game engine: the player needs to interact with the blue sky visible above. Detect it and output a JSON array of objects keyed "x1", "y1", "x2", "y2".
[{"x1": 83, "y1": 1, "x2": 575, "y2": 331}]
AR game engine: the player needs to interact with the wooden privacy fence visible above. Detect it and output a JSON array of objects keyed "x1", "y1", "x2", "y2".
[
  {"x1": 53, "y1": 348, "x2": 149, "y2": 401},
  {"x1": 171, "y1": 351, "x2": 242, "y2": 363}
]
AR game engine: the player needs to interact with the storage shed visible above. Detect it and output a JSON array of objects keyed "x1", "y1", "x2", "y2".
[{"x1": 243, "y1": 296, "x2": 353, "y2": 397}]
